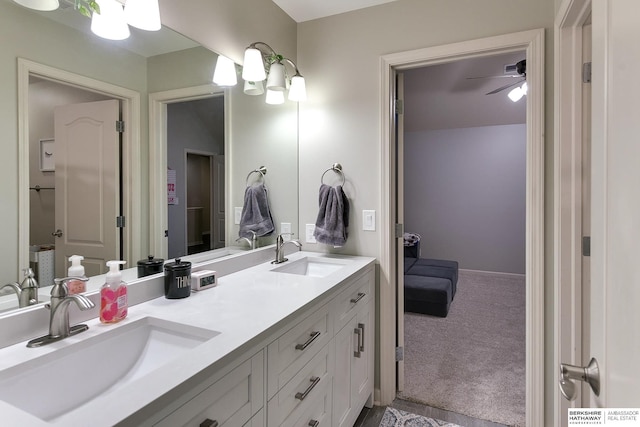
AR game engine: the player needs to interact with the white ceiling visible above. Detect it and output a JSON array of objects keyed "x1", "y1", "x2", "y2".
[{"x1": 271, "y1": 0, "x2": 399, "y2": 22}]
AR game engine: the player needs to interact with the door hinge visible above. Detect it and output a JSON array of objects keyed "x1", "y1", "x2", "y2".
[
  {"x1": 582, "y1": 62, "x2": 592, "y2": 83},
  {"x1": 394, "y1": 224, "x2": 404, "y2": 239},
  {"x1": 582, "y1": 236, "x2": 591, "y2": 257},
  {"x1": 116, "y1": 216, "x2": 126, "y2": 228},
  {"x1": 396, "y1": 346, "x2": 404, "y2": 361},
  {"x1": 116, "y1": 120, "x2": 125, "y2": 133},
  {"x1": 394, "y1": 99, "x2": 404, "y2": 115}
]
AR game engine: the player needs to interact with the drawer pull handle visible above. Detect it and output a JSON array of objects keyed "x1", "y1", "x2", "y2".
[
  {"x1": 309, "y1": 420, "x2": 320, "y2": 427},
  {"x1": 358, "y1": 322, "x2": 365, "y2": 352},
  {"x1": 295, "y1": 331, "x2": 321, "y2": 351},
  {"x1": 200, "y1": 420, "x2": 218, "y2": 427},
  {"x1": 354, "y1": 327, "x2": 362, "y2": 358},
  {"x1": 295, "y1": 376, "x2": 321, "y2": 400},
  {"x1": 350, "y1": 292, "x2": 365, "y2": 304}
]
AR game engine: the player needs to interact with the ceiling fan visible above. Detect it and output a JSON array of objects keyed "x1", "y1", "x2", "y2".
[{"x1": 467, "y1": 59, "x2": 526, "y2": 95}]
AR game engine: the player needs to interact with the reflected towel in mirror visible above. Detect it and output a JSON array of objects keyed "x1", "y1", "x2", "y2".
[
  {"x1": 313, "y1": 184, "x2": 349, "y2": 246},
  {"x1": 239, "y1": 183, "x2": 275, "y2": 238}
]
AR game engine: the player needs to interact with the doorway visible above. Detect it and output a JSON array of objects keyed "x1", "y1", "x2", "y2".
[
  {"x1": 18, "y1": 59, "x2": 141, "y2": 280},
  {"x1": 398, "y1": 52, "x2": 527, "y2": 426},
  {"x1": 378, "y1": 29, "x2": 545, "y2": 426}
]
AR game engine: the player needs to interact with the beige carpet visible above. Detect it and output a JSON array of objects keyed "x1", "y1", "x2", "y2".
[{"x1": 399, "y1": 270, "x2": 526, "y2": 427}]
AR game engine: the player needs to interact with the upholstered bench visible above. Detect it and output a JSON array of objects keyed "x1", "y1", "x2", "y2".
[{"x1": 403, "y1": 241, "x2": 459, "y2": 317}]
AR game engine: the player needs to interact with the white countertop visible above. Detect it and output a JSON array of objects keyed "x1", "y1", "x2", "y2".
[{"x1": 0, "y1": 251, "x2": 375, "y2": 426}]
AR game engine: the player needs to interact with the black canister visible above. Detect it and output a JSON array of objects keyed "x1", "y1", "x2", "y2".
[
  {"x1": 164, "y1": 258, "x2": 192, "y2": 299},
  {"x1": 137, "y1": 255, "x2": 164, "y2": 278}
]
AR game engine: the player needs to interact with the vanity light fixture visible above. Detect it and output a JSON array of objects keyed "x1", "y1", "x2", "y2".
[
  {"x1": 12, "y1": 0, "x2": 59, "y2": 11},
  {"x1": 124, "y1": 0, "x2": 161, "y2": 31},
  {"x1": 212, "y1": 55, "x2": 238, "y2": 87},
  {"x1": 90, "y1": 0, "x2": 129, "y2": 41},
  {"x1": 236, "y1": 41, "x2": 307, "y2": 103}
]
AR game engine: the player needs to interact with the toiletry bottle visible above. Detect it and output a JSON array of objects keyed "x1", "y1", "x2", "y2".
[
  {"x1": 67, "y1": 255, "x2": 87, "y2": 295},
  {"x1": 100, "y1": 260, "x2": 128, "y2": 324}
]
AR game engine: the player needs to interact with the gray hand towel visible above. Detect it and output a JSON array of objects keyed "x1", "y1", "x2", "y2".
[
  {"x1": 313, "y1": 184, "x2": 349, "y2": 246},
  {"x1": 239, "y1": 183, "x2": 275, "y2": 238}
]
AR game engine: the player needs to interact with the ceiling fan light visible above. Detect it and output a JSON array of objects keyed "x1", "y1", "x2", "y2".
[
  {"x1": 521, "y1": 81, "x2": 528, "y2": 95},
  {"x1": 13, "y1": 0, "x2": 59, "y2": 11},
  {"x1": 212, "y1": 55, "x2": 237, "y2": 87},
  {"x1": 242, "y1": 48, "x2": 266, "y2": 82},
  {"x1": 124, "y1": 0, "x2": 161, "y2": 31},
  {"x1": 508, "y1": 86, "x2": 524, "y2": 102},
  {"x1": 91, "y1": 0, "x2": 130, "y2": 41}
]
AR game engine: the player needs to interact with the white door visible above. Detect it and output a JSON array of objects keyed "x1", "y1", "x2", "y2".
[
  {"x1": 588, "y1": 0, "x2": 640, "y2": 405},
  {"x1": 54, "y1": 99, "x2": 120, "y2": 277}
]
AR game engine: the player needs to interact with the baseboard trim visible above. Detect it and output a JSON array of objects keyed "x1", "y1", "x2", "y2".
[{"x1": 459, "y1": 268, "x2": 526, "y2": 279}]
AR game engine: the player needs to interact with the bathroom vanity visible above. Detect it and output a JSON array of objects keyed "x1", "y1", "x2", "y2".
[{"x1": 0, "y1": 251, "x2": 375, "y2": 427}]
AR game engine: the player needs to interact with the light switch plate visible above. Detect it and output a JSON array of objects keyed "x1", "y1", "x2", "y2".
[
  {"x1": 234, "y1": 207, "x2": 242, "y2": 225},
  {"x1": 306, "y1": 224, "x2": 317, "y2": 243},
  {"x1": 363, "y1": 210, "x2": 376, "y2": 231}
]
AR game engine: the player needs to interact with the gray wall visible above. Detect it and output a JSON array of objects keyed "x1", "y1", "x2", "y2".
[
  {"x1": 167, "y1": 97, "x2": 224, "y2": 259},
  {"x1": 404, "y1": 124, "x2": 526, "y2": 274}
]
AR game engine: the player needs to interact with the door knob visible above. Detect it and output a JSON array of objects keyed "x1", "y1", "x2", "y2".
[
  {"x1": 559, "y1": 357, "x2": 600, "y2": 401},
  {"x1": 52, "y1": 229, "x2": 63, "y2": 238}
]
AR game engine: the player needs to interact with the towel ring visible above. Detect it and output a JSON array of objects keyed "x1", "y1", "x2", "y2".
[
  {"x1": 320, "y1": 163, "x2": 345, "y2": 186},
  {"x1": 246, "y1": 166, "x2": 267, "y2": 187}
]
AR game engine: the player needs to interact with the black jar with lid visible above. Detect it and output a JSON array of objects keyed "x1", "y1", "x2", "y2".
[
  {"x1": 137, "y1": 255, "x2": 164, "y2": 278},
  {"x1": 164, "y1": 258, "x2": 192, "y2": 299}
]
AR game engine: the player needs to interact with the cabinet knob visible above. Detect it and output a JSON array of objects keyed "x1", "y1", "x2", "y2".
[
  {"x1": 309, "y1": 420, "x2": 320, "y2": 427},
  {"x1": 200, "y1": 419, "x2": 219, "y2": 427}
]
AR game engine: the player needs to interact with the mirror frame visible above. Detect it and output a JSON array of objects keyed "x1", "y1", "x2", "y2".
[
  {"x1": 17, "y1": 58, "x2": 143, "y2": 278},
  {"x1": 148, "y1": 84, "x2": 228, "y2": 258}
]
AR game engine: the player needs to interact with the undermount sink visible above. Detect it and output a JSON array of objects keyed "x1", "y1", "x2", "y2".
[
  {"x1": 271, "y1": 256, "x2": 348, "y2": 278},
  {"x1": 0, "y1": 317, "x2": 219, "y2": 421}
]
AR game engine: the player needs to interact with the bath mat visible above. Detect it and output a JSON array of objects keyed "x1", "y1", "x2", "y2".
[{"x1": 379, "y1": 407, "x2": 462, "y2": 427}]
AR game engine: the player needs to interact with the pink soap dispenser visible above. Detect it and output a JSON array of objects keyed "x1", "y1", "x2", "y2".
[{"x1": 100, "y1": 260, "x2": 128, "y2": 324}]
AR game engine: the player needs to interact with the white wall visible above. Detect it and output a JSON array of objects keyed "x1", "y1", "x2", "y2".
[
  {"x1": 297, "y1": 0, "x2": 555, "y2": 422},
  {"x1": 405, "y1": 125, "x2": 526, "y2": 274}
]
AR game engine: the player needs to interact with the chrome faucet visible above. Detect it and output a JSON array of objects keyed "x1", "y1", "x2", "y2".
[
  {"x1": 0, "y1": 268, "x2": 39, "y2": 308},
  {"x1": 272, "y1": 233, "x2": 302, "y2": 264},
  {"x1": 236, "y1": 230, "x2": 259, "y2": 250},
  {"x1": 27, "y1": 276, "x2": 94, "y2": 348}
]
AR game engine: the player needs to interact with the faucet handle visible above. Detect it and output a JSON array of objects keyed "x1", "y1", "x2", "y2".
[{"x1": 51, "y1": 276, "x2": 89, "y2": 297}]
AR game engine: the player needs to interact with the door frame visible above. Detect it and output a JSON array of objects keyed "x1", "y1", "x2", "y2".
[
  {"x1": 148, "y1": 85, "x2": 227, "y2": 259},
  {"x1": 17, "y1": 58, "x2": 142, "y2": 277},
  {"x1": 379, "y1": 28, "x2": 545, "y2": 425},
  {"x1": 554, "y1": 0, "x2": 592, "y2": 424}
]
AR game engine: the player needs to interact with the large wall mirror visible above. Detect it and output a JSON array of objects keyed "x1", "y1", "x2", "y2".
[{"x1": 0, "y1": 0, "x2": 299, "y2": 314}]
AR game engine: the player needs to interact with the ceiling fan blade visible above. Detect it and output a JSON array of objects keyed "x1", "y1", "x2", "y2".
[
  {"x1": 466, "y1": 75, "x2": 523, "y2": 80},
  {"x1": 485, "y1": 79, "x2": 525, "y2": 95}
]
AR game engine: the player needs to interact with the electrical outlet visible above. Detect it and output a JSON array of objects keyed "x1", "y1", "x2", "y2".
[
  {"x1": 234, "y1": 207, "x2": 242, "y2": 225},
  {"x1": 363, "y1": 210, "x2": 376, "y2": 231},
  {"x1": 306, "y1": 224, "x2": 317, "y2": 243}
]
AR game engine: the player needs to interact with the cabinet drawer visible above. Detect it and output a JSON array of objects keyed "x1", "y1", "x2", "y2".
[
  {"x1": 155, "y1": 351, "x2": 264, "y2": 427},
  {"x1": 267, "y1": 303, "x2": 331, "y2": 398},
  {"x1": 332, "y1": 268, "x2": 373, "y2": 332},
  {"x1": 279, "y1": 376, "x2": 332, "y2": 427},
  {"x1": 267, "y1": 342, "x2": 333, "y2": 427}
]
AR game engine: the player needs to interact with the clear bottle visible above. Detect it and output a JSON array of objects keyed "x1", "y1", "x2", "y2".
[
  {"x1": 100, "y1": 260, "x2": 127, "y2": 324},
  {"x1": 67, "y1": 255, "x2": 87, "y2": 295}
]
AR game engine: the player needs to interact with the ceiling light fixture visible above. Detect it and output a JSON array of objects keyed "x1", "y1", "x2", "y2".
[
  {"x1": 90, "y1": 0, "x2": 129, "y2": 40},
  {"x1": 232, "y1": 41, "x2": 306, "y2": 104},
  {"x1": 508, "y1": 82, "x2": 528, "y2": 102},
  {"x1": 124, "y1": 0, "x2": 161, "y2": 31}
]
